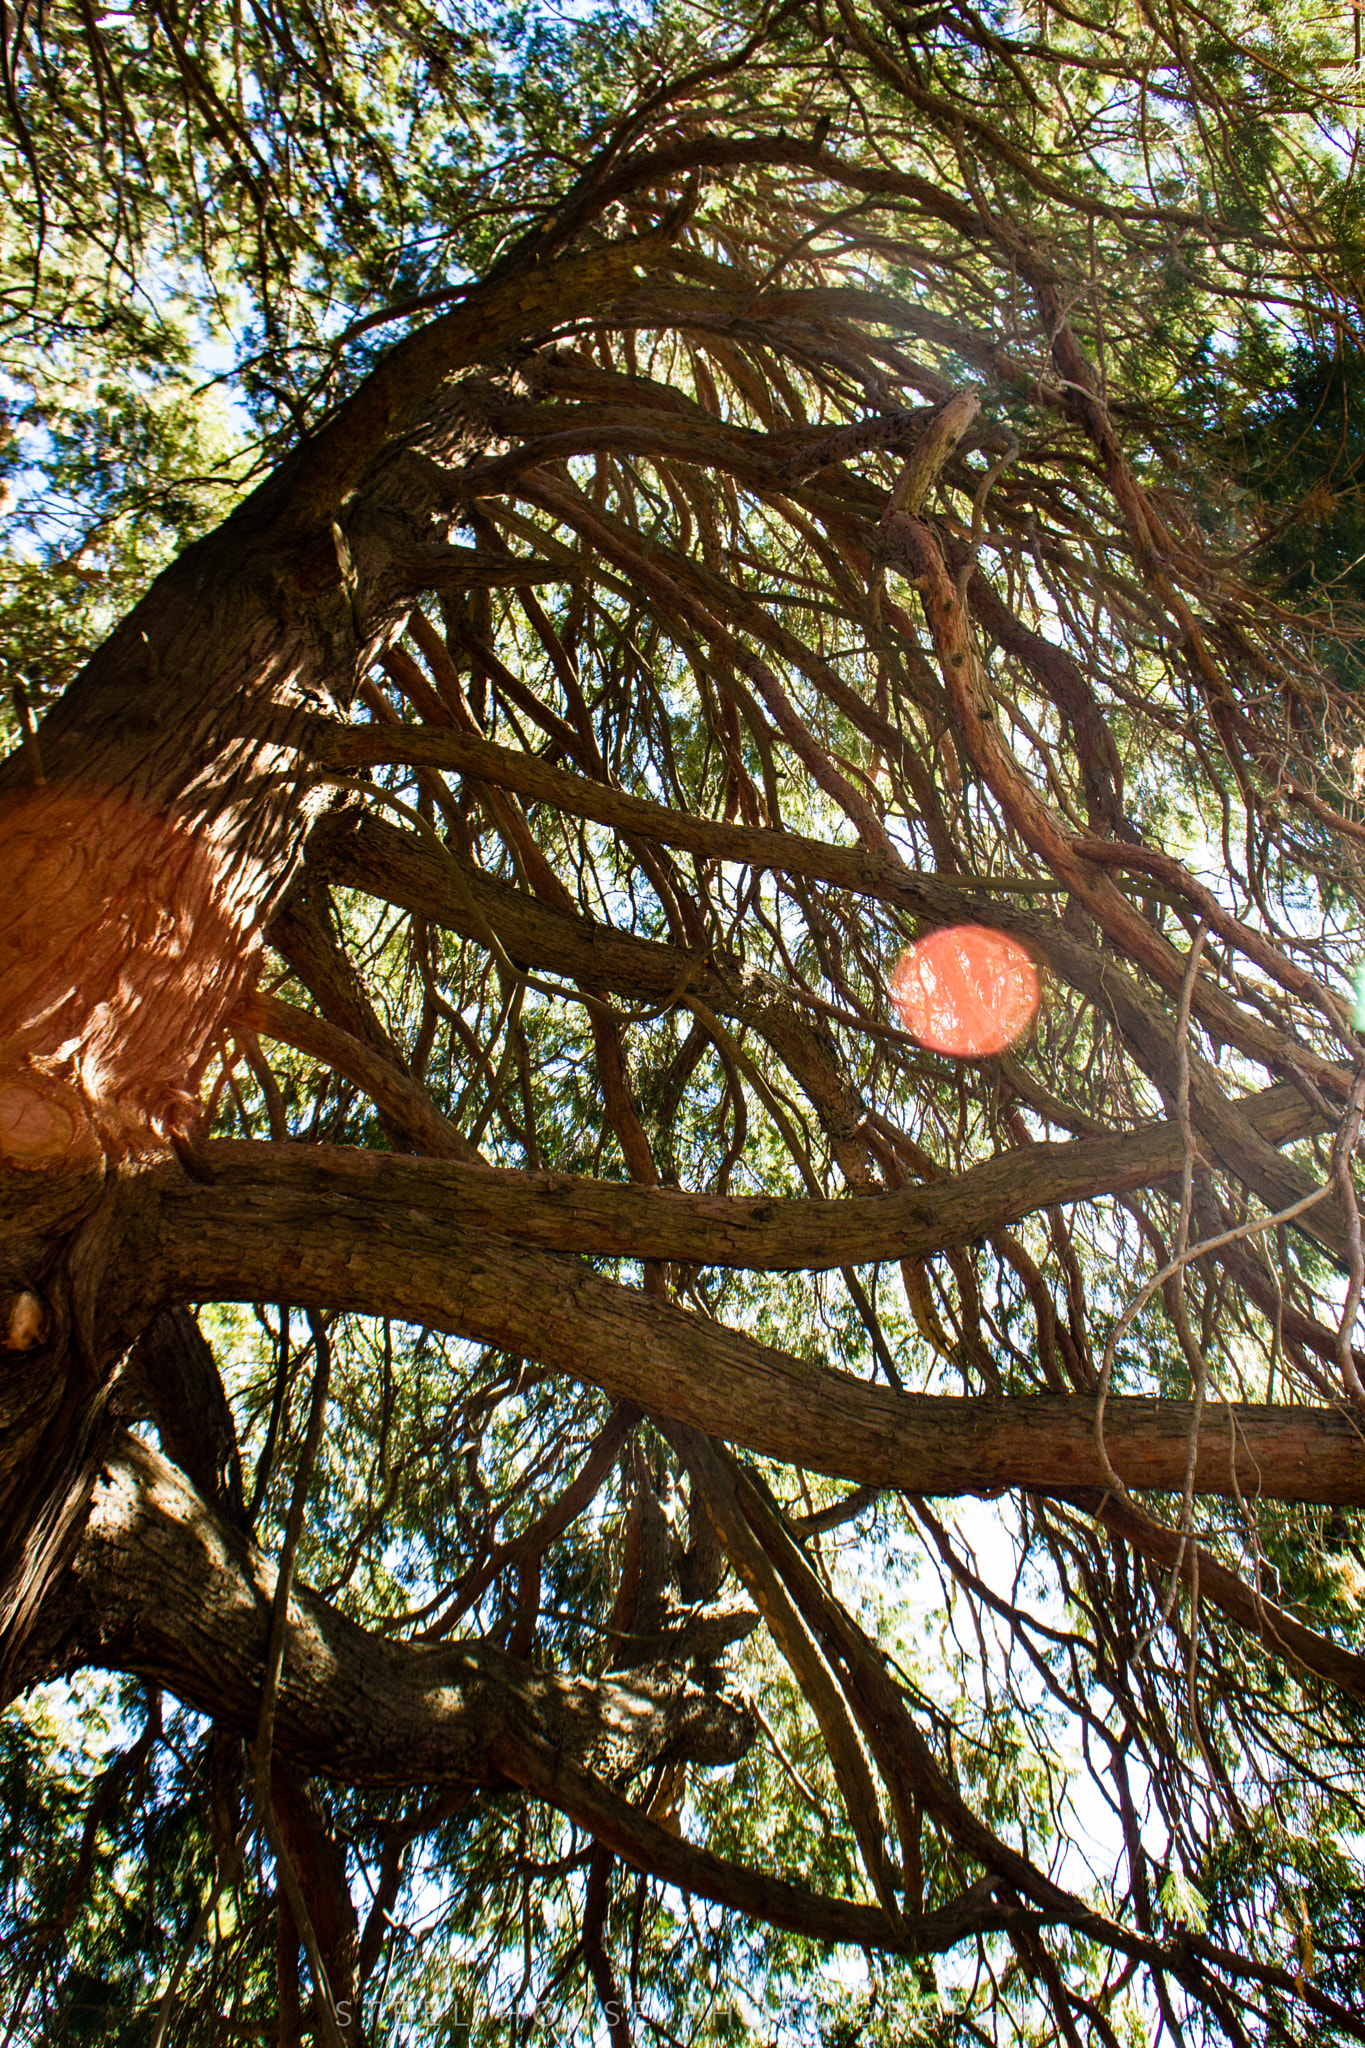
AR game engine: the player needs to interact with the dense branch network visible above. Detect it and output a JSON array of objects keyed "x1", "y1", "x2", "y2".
[{"x1": 6, "y1": 0, "x2": 1365, "y2": 2040}]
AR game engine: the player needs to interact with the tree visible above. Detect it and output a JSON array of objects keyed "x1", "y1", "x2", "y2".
[{"x1": 5, "y1": 0, "x2": 1365, "y2": 2038}]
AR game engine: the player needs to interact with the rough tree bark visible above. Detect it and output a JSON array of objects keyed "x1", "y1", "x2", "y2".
[
  {"x1": 0, "y1": 227, "x2": 678, "y2": 1693},
  {"x1": 6, "y1": 49, "x2": 1365, "y2": 2036}
]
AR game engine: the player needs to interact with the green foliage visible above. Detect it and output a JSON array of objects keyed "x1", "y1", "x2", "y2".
[
  {"x1": 10, "y1": 0, "x2": 1365, "y2": 2041},
  {"x1": 0, "y1": 1682, "x2": 273, "y2": 2045},
  {"x1": 1240, "y1": 345, "x2": 1365, "y2": 613}
]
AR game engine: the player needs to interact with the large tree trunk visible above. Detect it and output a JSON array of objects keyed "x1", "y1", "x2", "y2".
[
  {"x1": 0, "y1": 229, "x2": 670, "y2": 1692},
  {"x1": 0, "y1": 546, "x2": 350, "y2": 1685}
]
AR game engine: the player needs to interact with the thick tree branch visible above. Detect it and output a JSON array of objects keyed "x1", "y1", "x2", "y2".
[
  {"x1": 304, "y1": 807, "x2": 1355, "y2": 1256},
  {"x1": 301, "y1": 716, "x2": 1116, "y2": 906},
  {"x1": 250, "y1": 994, "x2": 479, "y2": 1164},
  {"x1": 267, "y1": 232, "x2": 683, "y2": 534},
  {"x1": 491, "y1": 1724, "x2": 1024, "y2": 1961},
  {"x1": 133, "y1": 1163, "x2": 1365, "y2": 1504},
  {"x1": 164, "y1": 1106, "x2": 1318, "y2": 1276},
  {"x1": 22, "y1": 1435, "x2": 755, "y2": 1784},
  {"x1": 121, "y1": 1307, "x2": 246, "y2": 1526}
]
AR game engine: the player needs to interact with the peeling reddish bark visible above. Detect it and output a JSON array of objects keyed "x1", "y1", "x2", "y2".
[{"x1": 0, "y1": 784, "x2": 262, "y2": 1175}]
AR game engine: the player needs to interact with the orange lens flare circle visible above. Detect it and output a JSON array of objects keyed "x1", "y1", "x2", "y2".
[{"x1": 889, "y1": 925, "x2": 1040, "y2": 1059}]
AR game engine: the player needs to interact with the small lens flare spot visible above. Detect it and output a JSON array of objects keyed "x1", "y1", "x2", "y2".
[{"x1": 889, "y1": 925, "x2": 1040, "y2": 1059}]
